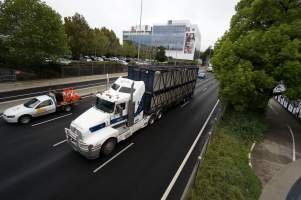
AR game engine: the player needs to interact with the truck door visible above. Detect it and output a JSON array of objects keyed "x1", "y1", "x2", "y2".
[
  {"x1": 34, "y1": 100, "x2": 56, "y2": 117},
  {"x1": 110, "y1": 103, "x2": 126, "y2": 125}
]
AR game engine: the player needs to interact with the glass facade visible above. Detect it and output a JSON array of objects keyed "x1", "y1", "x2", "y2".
[{"x1": 123, "y1": 20, "x2": 201, "y2": 60}]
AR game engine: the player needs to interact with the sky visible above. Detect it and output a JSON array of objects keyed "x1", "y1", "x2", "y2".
[{"x1": 44, "y1": 0, "x2": 239, "y2": 51}]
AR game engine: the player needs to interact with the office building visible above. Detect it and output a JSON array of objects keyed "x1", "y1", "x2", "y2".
[{"x1": 123, "y1": 20, "x2": 201, "y2": 60}]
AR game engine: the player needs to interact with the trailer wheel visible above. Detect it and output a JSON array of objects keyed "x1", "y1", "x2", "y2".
[
  {"x1": 64, "y1": 105, "x2": 72, "y2": 112},
  {"x1": 19, "y1": 115, "x2": 31, "y2": 124},
  {"x1": 156, "y1": 110, "x2": 163, "y2": 120},
  {"x1": 148, "y1": 115, "x2": 156, "y2": 126},
  {"x1": 101, "y1": 138, "x2": 117, "y2": 155}
]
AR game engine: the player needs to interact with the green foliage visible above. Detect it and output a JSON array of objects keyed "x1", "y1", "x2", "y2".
[
  {"x1": 212, "y1": 0, "x2": 301, "y2": 111},
  {"x1": 199, "y1": 46, "x2": 214, "y2": 65},
  {"x1": 155, "y1": 46, "x2": 167, "y2": 62},
  {"x1": 189, "y1": 111, "x2": 265, "y2": 200},
  {"x1": 64, "y1": 13, "x2": 92, "y2": 59},
  {"x1": 0, "y1": 0, "x2": 68, "y2": 67}
]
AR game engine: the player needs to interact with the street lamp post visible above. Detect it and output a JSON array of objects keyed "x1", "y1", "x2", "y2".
[{"x1": 137, "y1": 0, "x2": 143, "y2": 61}]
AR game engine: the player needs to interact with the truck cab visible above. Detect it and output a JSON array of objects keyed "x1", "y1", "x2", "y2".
[{"x1": 65, "y1": 77, "x2": 148, "y2": 159}]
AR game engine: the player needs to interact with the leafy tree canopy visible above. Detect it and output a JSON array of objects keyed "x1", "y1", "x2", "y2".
[
  {"x1": 0, "y1": 0, "x2": 68, "y2": 67},
  {"x1": 155, "y1": 46, "x2": 167, "y2": 62},
  {"x1": 212, "y1": 0, "x2": 301, "y2": 111}
]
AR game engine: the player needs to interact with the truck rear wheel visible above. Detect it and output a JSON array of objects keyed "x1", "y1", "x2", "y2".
[
  {"x1": 19, "y1": 115, "x2": 31, "y2": 124},
  {"x1": 101, "y1": 138, "x2": 117, "y2": 155},
  {"x1": 156, "y1": 110, "x2": 163, "y2": 120},
  {"x1": 148, "y1": 114, "x2": 156, "y2": 126}
]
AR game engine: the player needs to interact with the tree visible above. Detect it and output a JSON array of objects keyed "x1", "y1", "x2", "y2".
[
  {"x1": 0, "y1": 0, "x2": 68, "y2": 67},
  {"x1": 64, "y1": 13, "x2": 91, "y2": 60},
  {"x1": 199, "y1": 46, "x2": 213, "y2": 65},
  {"x1": 155, "y1": 46, "x2": 167, "y2": 62},
  {"x1": 212, "y1": 0, "x2": 301, "y2": 111}
]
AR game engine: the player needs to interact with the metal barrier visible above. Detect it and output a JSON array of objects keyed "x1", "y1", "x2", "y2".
[
  {"x1": 0, "y1": 75, "x2": 16, "y2": 82},
  {"x1": 274, "y1": 95, "x2": 301, "y2": 120}
]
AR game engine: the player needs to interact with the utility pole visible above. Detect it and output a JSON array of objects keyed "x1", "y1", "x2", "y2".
[{"x1": 137, "y1": 0, "x2": 143, "y2": 61}]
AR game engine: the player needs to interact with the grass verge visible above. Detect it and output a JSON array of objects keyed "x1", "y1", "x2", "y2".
[{"x1": 189, "y1": 110, "x2": 266, "y2": 200}]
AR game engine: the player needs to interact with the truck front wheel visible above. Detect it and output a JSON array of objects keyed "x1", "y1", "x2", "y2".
[
  {"x1": 19, "y1": 115, "x2": 31, "y2": 124},
  {"x1": 101, "y1": 138, "x2": 117, "y2": 155}
]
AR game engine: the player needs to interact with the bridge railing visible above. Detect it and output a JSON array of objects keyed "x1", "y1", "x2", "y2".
[{"x1": 274, "y1": 95, "x2": 301, "y2": 120}]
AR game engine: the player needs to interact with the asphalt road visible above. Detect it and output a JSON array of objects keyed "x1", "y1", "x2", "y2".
[
  {"x1": 0, "y1": 74, "x2": 218, "y2": 200},
  {"x1": 0, "y1": 77, "x2": 121, "y2": 102}
]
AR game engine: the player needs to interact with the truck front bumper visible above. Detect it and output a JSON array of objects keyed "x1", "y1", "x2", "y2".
[{"x1": 65, "y1": 128, "x2": 101, "y2": 159}]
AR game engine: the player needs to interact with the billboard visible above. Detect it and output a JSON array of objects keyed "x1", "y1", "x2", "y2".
[{"x1": 184, "y1": 33, "x2": 195, "y2": 54}]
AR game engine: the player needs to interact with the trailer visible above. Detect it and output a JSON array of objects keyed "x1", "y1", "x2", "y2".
[
  {"x1": 65, "y1": 65, "x2": 198, "y2": 159},
  {"x1": 128, "y1": 65, "x2": 198, "y2": 115}
]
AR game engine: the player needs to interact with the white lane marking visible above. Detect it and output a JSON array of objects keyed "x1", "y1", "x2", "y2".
[
  {"x1": 93, "y1": 143, "x2": 134, "y2": 173},
  {"x1": 81, "y1": 95, "x2": 93, "y2": 99},
  {"x1": 202, "y1": 87, "x2": 208, "y2": 92},
  {"x1": 52, "y1": 139, "x2": 67, "y2": 147},
  {"x1": 268, "y1": 104, "x2": 279, "y2": 115},
  {"x1": 0, "y1": 91, "x2": 45, "y2": 100},
  {"x1": 249, "y1": 142, "x2": 256, "y2": 168},
  {"x1": 161, "y1": 99, "x2": 220, "y2": 200},
  {"x1": 181, "y1": 101, "x2": 190, "y2": 108},
  {"x1": 287, "y1": 125, "x2": 296, "y2": 162},
  {"x1": 31, "y1": 113, "x2": 73, "y2": 127},
  {"x1": 0, "y1": 96, "x2": 33, "y2": 105}
]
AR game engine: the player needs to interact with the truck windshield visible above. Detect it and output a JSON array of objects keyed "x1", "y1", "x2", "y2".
[
  {"x1": 24, "y1": 98, "x2": 40, "y2": 108},
  {"x1": 95, "y1": 98, "x2": 115, "y2": 113},
  {"x1": 119, "y1": 87, "x2": 135, "y2": 94}
]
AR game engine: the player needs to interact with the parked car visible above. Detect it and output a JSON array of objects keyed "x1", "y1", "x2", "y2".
[
  {"x1": 118, "y1": 60, "x2": 128, "y2": 65},
  {"x1": 57, "y1": 58, "x2": 72, "y2": 65}
]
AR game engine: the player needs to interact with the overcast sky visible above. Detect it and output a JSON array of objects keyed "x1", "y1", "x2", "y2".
[{"x1": 44, "y1": 0, "x2": 239, "y2": 51}]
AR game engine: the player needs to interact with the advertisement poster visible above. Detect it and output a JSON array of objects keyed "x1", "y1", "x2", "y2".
[{"x1": 184, "y1": 33, "x2": 195, "y2": 54}]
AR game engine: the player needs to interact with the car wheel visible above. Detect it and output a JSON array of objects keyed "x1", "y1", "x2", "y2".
[
  {"x1": 19, "y1": 115, "x2": 31, "y2": 124},
  {"x1": 101, "y1": 138, "x2": 117, "y2": 155},
  {"x1": 64, "y1": 105, "x2": 72, "y2": 112}
]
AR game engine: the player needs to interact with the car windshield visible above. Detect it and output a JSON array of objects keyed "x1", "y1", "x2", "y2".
[
  {"x1": 24, "y1": 98, "x2": 40, "y2": 108},
  {"x1": 95, "y1": 98, "x2": 115, "y2": 113}
]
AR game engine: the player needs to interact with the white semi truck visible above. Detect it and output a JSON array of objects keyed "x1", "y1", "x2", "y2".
[{"x1": 65, "y1": 66, "x2": 198, "y2": 159}]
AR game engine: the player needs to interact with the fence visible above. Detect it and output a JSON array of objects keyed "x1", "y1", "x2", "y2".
[
  {"x1": 0, "y1": 74, "x2": 16, "y2": 82},
  {"x1": 61, "y1": 64, "x2": 127, "y2": 78},
  {"x1": 274, "y1": 95, "x2": 301, "y2": 120}
]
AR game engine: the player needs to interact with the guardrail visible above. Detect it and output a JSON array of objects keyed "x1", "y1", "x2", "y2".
[{"x1": 274, "y1": 95, "x2": 301, "y2": 120}]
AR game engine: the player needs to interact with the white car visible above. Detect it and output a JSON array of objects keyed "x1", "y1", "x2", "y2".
[
  {"x1": 3, "y1": 95, "x2": 56, "y2": 124},
  {"x1": 3, "y1": 91, "x2": 80, "y2": 124},
  {"x1": 207, "y1": 66, "x2": 213, "y2": 72}
]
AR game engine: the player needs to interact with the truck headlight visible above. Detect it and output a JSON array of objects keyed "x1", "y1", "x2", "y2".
[{"x1": 88, "y1": 145, "x2": 94, "y2": 152}]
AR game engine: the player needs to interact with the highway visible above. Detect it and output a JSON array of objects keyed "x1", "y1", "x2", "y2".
[{"x1": 0, "y1": 74, "x2": 219, "y2": 200}]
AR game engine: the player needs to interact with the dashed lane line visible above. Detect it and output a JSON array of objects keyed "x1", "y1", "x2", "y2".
[
  {"x1": 93, "y1": 143, "x2": 134, "y2": 174},
  {"x1": 52, "y1": 139, "x2": 67, "y2": 147},
  {"x1": 31, "y1": 113, "x2": 73, "y2": 127}
]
